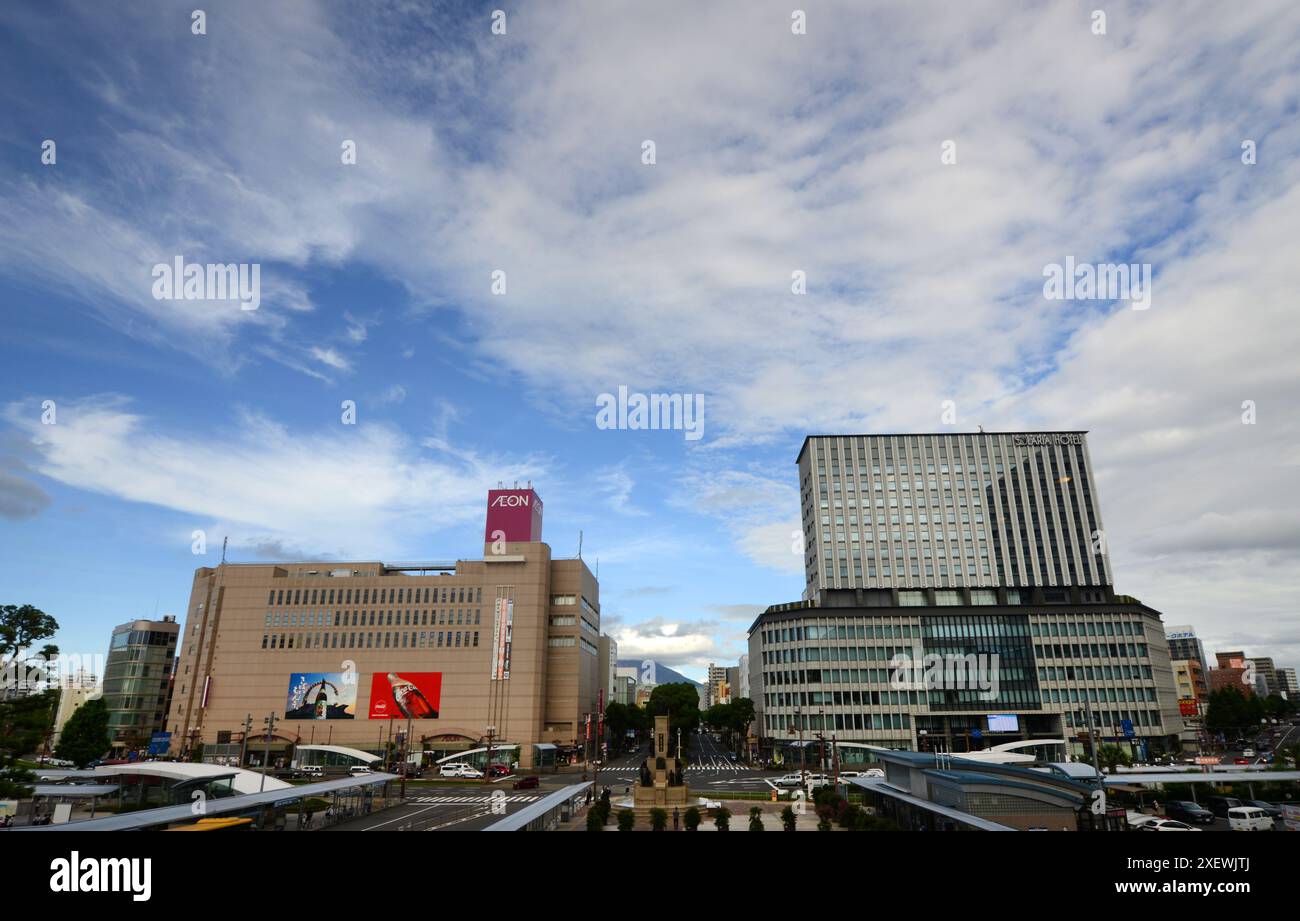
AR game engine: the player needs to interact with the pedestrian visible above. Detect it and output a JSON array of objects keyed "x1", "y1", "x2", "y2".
[{"x1": 672, "y1": 807, "x2": 680, "y2": 831}]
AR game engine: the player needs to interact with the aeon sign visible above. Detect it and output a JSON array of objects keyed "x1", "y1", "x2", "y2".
[{"x1": 485, "y1": 488, "x2": 544, "y2": 543}]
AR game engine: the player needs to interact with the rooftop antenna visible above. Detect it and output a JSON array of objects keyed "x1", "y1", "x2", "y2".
[
  {"x1": 977, "y1": 424, "x2": 984, "y2": 433},
  {"x1": 221, "y1": 536, "x2": 228, "y2": 564},
  {"x1": 578, "y1": 530, "x2": 583, "y2": 559},
  {"x1": 513, "y1": 480, "x2": 518, "y2": 489}
]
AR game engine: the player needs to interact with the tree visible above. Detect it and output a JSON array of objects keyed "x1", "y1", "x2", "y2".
[
  {"x1": 715, "y1": 805, "x2": 731, "y2": 831},
  {"x1": 728, "y1": 698, "x2": 756, "y2": 757},
  {"x1": 0, "y1": 690, "x2": 59, "y2": 799},
  {"x1": 683, "y1": 806, "x2": 701, "y2": 831},
  {"x1": 587, "y1": 810, "x2": 604, "y2": 831},
  {"x1": 645, "y1": 683, "x2": 700, "y2": 751},
  {"x1": 54, "y1": 697, "x2": 110, "y2": 768},
  {"x1": 781, "y1": 805, "x2": 797, "y2": 831},
  {"x1": 1204, "y1": 686, "x2": 1264, "y2": 738},
  {"x1": 649, "y1": 807, "x2": 668, "y2": 832},
  {"x1": 749, "y1": 805, "x2": 764, "y2": 831},
  {"x1": 0, "y1": 603, "x2": 60, "y2": 799},
  {"x1": 1096, "y1": 743, "x2": 1132, "y2": 775},
  {"x1": 617, "y1": 808, "x2": 635, "y2": 831}
]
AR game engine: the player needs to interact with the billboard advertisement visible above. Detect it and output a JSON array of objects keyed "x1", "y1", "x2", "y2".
[
  {"x1": 491, "y1": 597, "x2": 514, "y2": 680},
  {"x1": 286, "y1": 672, "x2": 357, "y2": 720},
  {"x1": 369, "y1": 672, "x2": 442, "y2": 720},
  {"x1": 1178, "y1": 698, "x2": 1200, "y2": 717},
  {"x1": 484, "y1": 488, "x2": 543, "y2": 543}
]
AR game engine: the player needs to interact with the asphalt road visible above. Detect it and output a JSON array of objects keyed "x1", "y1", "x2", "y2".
[{"x1": 325, "y1": 786, "x2": 546, "y2": 831}]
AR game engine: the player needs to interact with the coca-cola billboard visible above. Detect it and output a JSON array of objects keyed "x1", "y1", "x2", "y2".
[
  {"x1": 369, "y1": 672, "x2": 442, "y2": 720},
  {"x1": 484, "y1": 488, "x2": 543, "y2": 543}
]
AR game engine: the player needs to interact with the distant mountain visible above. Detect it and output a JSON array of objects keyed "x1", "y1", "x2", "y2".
[{"x1": 616, "y1": 659, "x2": 701, "y2": 687}]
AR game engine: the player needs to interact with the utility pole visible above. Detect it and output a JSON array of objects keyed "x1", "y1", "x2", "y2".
[
  {"x1": 261, "y1": 713, "x2": 277, "y2": 793},
  {"x1": 237, "y1": 713, "x2": 251, "y2": 769},
  {"x1": 485, "y1": 724, "x2": 496, "y2": 782},
  {"x1": 795, "y1": 706, "x2": 806, "y2": 791},
  {"x1": 1084, "y1": 697, "x2": 1105, "y2": 828}
]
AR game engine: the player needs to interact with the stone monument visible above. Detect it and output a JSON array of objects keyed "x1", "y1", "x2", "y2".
[{"x1": 633, "y1": 714, "x2": 689, "y2": 818}]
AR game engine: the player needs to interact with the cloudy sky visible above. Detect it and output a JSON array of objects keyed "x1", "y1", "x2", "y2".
[{"x1": 1, "y1": 1, "x2": 1297, "y2": 681}]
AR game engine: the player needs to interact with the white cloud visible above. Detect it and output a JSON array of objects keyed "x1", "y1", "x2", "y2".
[{"x1": 3, "y1": 396, "x2": 544, "y2": 560}]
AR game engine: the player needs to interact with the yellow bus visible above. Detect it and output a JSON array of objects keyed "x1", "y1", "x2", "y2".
[{"x1": 165, "y1": 817, "x2": 255, "y2": 831}]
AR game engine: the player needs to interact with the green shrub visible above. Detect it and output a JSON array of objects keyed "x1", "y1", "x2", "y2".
[
  {"x1": 749, "y1": 806, "x2": 764, "y2": 831},
  {"x1": 617, "y1": 809, "x2": 635, "y2": 831},
  {"x1": 683, "y1": 806, "x2": 701, "y2": 831},
  {"x1": 586, "y1": 810, "x2": 603, "y2": 831},
  {"x1": 781, "y1": 805, "x2": 797, "y2": 831},
  {"x1": 715, "y1": 806, "x2": 731, "y2": 831},
  {"x1": 650, "y1": 807, "x2": 668, "y2": 831}
]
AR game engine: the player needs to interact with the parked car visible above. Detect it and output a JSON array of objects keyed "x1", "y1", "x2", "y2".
[
  {"x1": 1227, "y1": 806, "x2": 1274, "y2": 831},
  {"x1": 1242, "y1": 799, "x2": 1281, "y2": 818},
  {"x1": 512, "y1": 775, "x2": 541, "y2": 790},
  {"x1": 301, "y1": 765, "x2": 325, "y2": 778},
  {"x1": 1138, "y1": 819, "x2": 1202, "y2": 832},
  {"x1": 1126, "y1": 811, "x2": 1160, "y2": 829},
  {"x1": 1164, "y1": 801, "x2": 1215, "y2": 825},
  {"x1": 1205, "y1": 795, "x2": 1244, "y2": 818},
  {"x1": 774, "y1": 773, "x2": 805, "y2": 787},
  {"x1": 439, "y1": 763, "x2": 472, "y2": 777},
  {"x1": 348, "y1": 765, "x2": 373, "y2": 776},
  {"x1": 1242, "y1": 748, "x2": 1256, "y2": 758},
  {"x1": 488, "y1": 763, "x2": 513, "y2": 777},
  {"x1": 838, "y1": 770, "x2": 862, "y2": 778},
  {"x1": 864, "y1": 768, "x2": 885, "y2": 778}
]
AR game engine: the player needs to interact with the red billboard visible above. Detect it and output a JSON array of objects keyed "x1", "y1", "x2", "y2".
[
  {"x1": 369, "y1": 672, "x2": 442, "y2": 720},
  {"x1": 485, "y1": 488, "x2": 543, "y2": 543},
  {"x1": 1178, "y1": 698, "x2": 1200, "y2": 717}
]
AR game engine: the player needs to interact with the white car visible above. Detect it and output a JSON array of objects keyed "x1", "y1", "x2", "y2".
[
  {"x1": 1126, "y1": 811, "x2": 1160, "y2": 829},
  {"x1": 440, "y1": 763, "x2": 484, "y2": 778},
  {"x1": 348, "y1": 765, "x2": 373, "y2": 776},
  {"x1": 774, "y1": 773, "x2": 805, "y2": 787},
  {"x1": 301, "y1": 765, "x2": 325, "y2": 778},
  {"x1": 864, "y1": 768, "x2": 885, "y2": 778},
  {"x1": 1242, "y1": 748, "x2": 1256, "y2": 758},
  {"x1": 1138, "y1": 819, "x2": 1201, "y2": 832},
  {"x1": 1227, "y1": 806, "x2": 1273, "y2": 831}
]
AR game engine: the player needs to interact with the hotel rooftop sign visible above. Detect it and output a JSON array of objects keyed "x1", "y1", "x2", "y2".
[{"x1": 1012, "y1": 433, "x2": 1084, "y2": 447}]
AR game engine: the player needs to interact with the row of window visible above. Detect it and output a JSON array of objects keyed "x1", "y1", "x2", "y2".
[
  {"x1": 268, "y1": 585, "x2": 482, "y2": 606},
  {"x1": 264, "y1": 608, "x2": 481, "y2": 628},
  {"x1": 1035, "y1": 642, "x2": 1148, "y2": 660},
  {"x1": 259, "y1": 630, "x2": 480, "y2": 650},
  {"x1": 762, "y1": 664, "x2": 1156, "y2": 689}
]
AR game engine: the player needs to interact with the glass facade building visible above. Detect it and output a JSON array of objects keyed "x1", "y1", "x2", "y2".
[
  {"x1": 750, "y1": 432, "x2": 1184, "y2": 760},
  {"x1": 102, "y1": 617, "x2": 179, "y2": 752}
]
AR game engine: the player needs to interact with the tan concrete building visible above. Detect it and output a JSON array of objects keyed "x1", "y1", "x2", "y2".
[{"x1": 166, "y1": 489, "x2": 601, "y2": 768}]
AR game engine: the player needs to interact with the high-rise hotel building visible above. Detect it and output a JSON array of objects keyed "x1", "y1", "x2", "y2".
[
  {"x1": 166, "y1": 488, "x2": 602, "y2": 769},
  {"x1": 749, "y1": 432, "x2": 1183, "y2": 760}
]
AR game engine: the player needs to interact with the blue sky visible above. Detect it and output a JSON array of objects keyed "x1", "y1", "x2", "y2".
[{"x1": 2, "y1": 1, "x2": 1299, "y2": 681}]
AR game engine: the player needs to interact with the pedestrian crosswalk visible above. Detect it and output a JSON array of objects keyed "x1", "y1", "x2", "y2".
[{"x1": 410, "y1": 794, "x2": 540, "y2": 805}]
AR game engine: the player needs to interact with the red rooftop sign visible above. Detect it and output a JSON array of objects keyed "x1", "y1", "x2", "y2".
[{"x1": 485, "y1": 488, "x2": 543, "y2": 543}]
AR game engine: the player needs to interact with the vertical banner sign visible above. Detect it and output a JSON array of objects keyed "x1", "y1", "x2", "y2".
[
  {"x1": 491, "y1": 596, "x2": 514, "y2": 680},
  {"x1": 585, "y1": 713, "x2": 591, "y2": 741},
  {"x1": 503, "y1": 598, "x2": 513, "y2": 679},
  {"x1": 491, "y1": 599, "x2": 504, "y2": 680}
]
